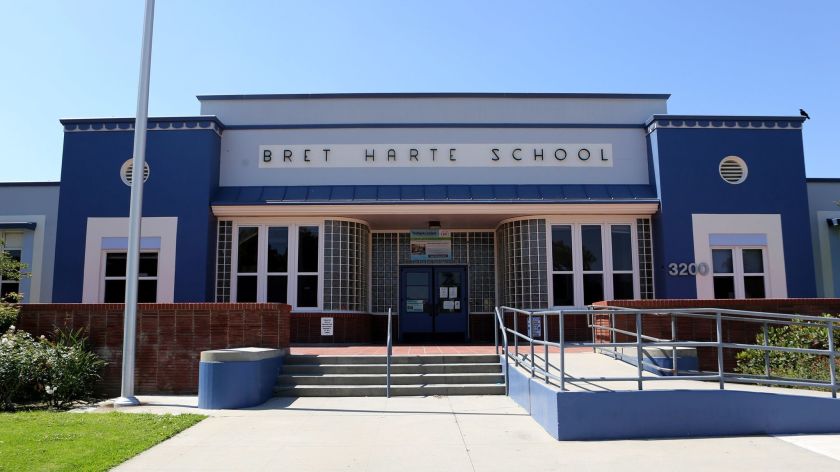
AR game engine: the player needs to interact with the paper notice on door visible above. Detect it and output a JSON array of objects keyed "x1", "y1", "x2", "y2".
[
  {"x1": 454, "y1": 301, "x2": 460, "y2": 310},
  {"x1": 406, "y1": 300, "x2": 424, "y2": 312},
  {"x1": 439, "y1": 287, "x2": 448, "y2": 298},
  {"x1": 443, "y1": 300, "x2": 455, "y2": 310},
  {"x1": 448, "y1": 287, "x2": 458, "y2": 298}
]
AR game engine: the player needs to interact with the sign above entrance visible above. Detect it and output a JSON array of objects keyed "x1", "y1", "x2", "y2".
[
  {"x1": 259, "y1": 144, "x2": 612, "y2": 168},
  {"x1": 410, "y1": 230, "x2": 452, "y2": 261}
]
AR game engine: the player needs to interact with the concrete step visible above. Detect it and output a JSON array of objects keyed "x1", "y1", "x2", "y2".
[
  {"x1": 283, "y1": 354, "x2": 501, "y2": 365},
  {"x1": 274, "y1": 383, "x2": 506, "y2": 397},
  {"x1": 278, "y1": 373, "x2": 505, "y2": 386},
  {"x1": 280, "y1": 363, "x2": 503, "y2": 375}
]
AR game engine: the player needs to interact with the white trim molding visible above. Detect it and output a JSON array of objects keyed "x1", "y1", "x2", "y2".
[
  {"x1": 815, "y1": 210, "x2": 840, "y2": 297},
  {"x1": 212, "y1": 203, "x2": 659, "y2": 217},
  {"x1": 0, "y1": 214, "x2": 46, "y2": 303},
  {"x1": 82, "y1": 217, "x2": 178, "y2": 303},
  {"x1": 692, "y1": 214, "x2": 786, "y2": 299}
]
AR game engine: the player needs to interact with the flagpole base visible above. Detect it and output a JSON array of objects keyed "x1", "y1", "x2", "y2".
[{"x1": 114, "y1": 396, "x2": 141, "y2": 407}]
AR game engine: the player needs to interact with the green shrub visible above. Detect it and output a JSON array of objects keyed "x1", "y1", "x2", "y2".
[
  {"x1": 0, "y1": 327, "x2": 48, "y2": 410},
  {"x1": 0, "y1": 302, "x2": 18, "y2": 333},
  {"x1": 41, "y1": 328, "x2": 106, "y2": 409},
  {"x1": 0, "y1": 326, "x2": 106, "y2": 410},
  {"x1": 736, "y1": 314, "x2": 840, "y2": 386}
]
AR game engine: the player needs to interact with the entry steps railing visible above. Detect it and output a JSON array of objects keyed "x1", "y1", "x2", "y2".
[{"x1": 494, "y1": 305, "x2": 839, "y2": 398}]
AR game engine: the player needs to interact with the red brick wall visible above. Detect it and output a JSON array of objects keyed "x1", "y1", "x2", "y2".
[
  {"x1": 17, "y1": 303, "x2": 291, "y2": 396},
  {"x1": 592, "y1": 299, "x2": 840, "y2": 371}
]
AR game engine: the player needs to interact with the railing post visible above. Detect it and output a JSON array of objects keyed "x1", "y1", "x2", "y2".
[
  {"x1": 590, "y1": 312, "x2": 596, "y2": 353},
  {"x1": 513, "y1": 311, "x2": 519, "y2": 366},
  {"x1": 636, "y1": 312, "x2": 643, "y2": 391},
  {"x1": 559, "y1": 310, "x2": 565, "y2": 392},
  {"x1": 529, "y1": 312, "x2": 535, "y2": 378},
  {"x1": 611, "y1": 312, "x2": 617, "y2": 359},
  {"x1": 386, "y1": 308, "x2": 392, "y2": 398},
  {"x1": 494, "y1": 310, "x2": 499, "y2": 356},
  {"x1": 544, "y1": 312, "x2": 549, "y2": 383},
  {"x1": 671, "y1": 314, "x2": 678, "y2": 376},
  {"x1": 762, "y1": 322, "x2": 771, "y2": 379},
  {"x1": 828, "y1": 321, "x2": 837, "y2": 399},
  {"x1": 716, "y1": 311, "x2": 725, "y2": 390}
]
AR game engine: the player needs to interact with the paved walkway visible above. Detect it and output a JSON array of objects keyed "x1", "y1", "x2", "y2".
[{"x1": 109, "y1": 395, "x2": 840, "y2": 472}]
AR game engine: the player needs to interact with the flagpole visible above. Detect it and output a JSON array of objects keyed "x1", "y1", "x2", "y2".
[{"x1": 115, "y1": 0, "x2": 156, "y2": 407}]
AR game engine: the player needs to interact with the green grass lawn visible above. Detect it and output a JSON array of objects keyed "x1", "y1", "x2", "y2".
[{"x1": 0, "y1": 411, "x2": 206, "y2": 472}]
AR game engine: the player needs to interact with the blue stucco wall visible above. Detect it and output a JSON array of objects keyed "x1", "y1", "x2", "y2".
[
  {"x1": 53, "y1": 125, "x2": 221, "y2": 302},
  {"x1": 650, "y1": 125, "x2": 816, "y2": 298}
]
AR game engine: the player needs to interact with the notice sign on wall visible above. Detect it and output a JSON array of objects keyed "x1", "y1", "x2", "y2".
[
  {"x1": 320, "y1": 317, "x2": 334, "y2": 336},
  {"x1": 410, "y1": 230, "x2": 452, "y2": 261}
]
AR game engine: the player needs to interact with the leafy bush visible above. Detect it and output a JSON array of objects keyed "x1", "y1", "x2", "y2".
[
  {"x1": 736, "y1": 314, "x2": 840, "y2": 386},
  {"x1": 41, "y1": 328, "x2": 106, "y2": 409},
  {"x1": 0, "y1": 302, "x2": 18, "y2": 333},
  {"x1": 0, "y1": 326, "x2": 105, "y2": 410}
]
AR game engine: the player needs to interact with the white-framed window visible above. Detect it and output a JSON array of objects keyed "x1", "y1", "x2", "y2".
[
  {"x1": 0, "y1": 232, "x2": 23, "y2": 301},
  {"x1": 101, "y1": 251, "x2": 159, "y2": 303},
  {"x1": 231, "y1": 221, "x2": 323, "y2": 309},
  {"x1": 548, "y1": 220, "x2": 639, "y2": 306},
  {"x1": 712, "y1": 246, "x2": 767, "y2": 299}
]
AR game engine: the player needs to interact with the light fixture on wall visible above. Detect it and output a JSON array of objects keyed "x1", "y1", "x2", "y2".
[{"x1": 828, "y1": 218, "x2": 840, "y2": 228}]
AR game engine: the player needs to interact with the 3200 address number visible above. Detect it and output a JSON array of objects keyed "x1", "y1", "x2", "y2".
[{"x1": 667, "y1": 262, "x2": 710, "y2": 276}]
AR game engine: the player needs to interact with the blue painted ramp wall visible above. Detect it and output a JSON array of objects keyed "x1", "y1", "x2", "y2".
[{"x1": 508, "y1": 365, "x2": 840, "y2": 441}]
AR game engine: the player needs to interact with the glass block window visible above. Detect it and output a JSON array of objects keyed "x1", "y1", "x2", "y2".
[
  {"x1": 496, "y1": 219, "x2": 548, "y2": 310},
  {"x1": 636, "y1": 218, "x2": 654, "y2": 299},
  {"x1": 323, "y1": 220, "x2": 370, "y2": 311},
  {"x1": 370, "y1": 231, "x2": 496, "y2": 314},
  {"x1": 215, "y1": 220, "x2": 232, "y2": 302}
]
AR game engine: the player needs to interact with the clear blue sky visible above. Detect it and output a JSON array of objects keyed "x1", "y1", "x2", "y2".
[{"x1": 1, "y1": 0, "x2": 838, "y2": 181}]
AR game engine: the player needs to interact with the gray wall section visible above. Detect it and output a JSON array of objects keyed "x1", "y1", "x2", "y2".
[
  {"x1": 807, "y1": 180, "x2": 840, "y2": 296},
  {"x1": 200, "y1": 96, "x2": 668, "y2": 126},
  {"x1": 0, "y1": 183, "x2": 60, "y2": 302},
  {"x1": 219, "y1": 127, "x2": 651, "y2": 186}
]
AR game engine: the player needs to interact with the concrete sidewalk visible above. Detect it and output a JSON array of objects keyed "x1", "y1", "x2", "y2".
[{"x1": 107, "y1": 395, "x2": 840, "y2": 472}]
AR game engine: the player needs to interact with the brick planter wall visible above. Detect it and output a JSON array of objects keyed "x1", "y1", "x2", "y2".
[
  {"x1": 592, "y1": 299, "x2": 840, "y2": 371},
  {"x1": 17, "y1": 303, "x2": 291, "y2": 396}
]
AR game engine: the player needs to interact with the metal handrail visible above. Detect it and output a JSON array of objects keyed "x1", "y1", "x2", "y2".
[
  {"x1": 494, "y1": 307, "x2": 510, "y2": 394},
  {"x1": 386, "y1": 307, "x2": 392, "y2": 398},
  {"x1": 493, "y1": 305, "x2": 839, "y2": 398}
]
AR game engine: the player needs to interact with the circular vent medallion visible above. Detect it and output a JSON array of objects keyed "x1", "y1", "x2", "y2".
[
  {"x1": 719, "y1": 156, "x2": 747, "y2": 184},
  {"x1": 120, "y1": 159, "x2": 150, "y2": 186}
]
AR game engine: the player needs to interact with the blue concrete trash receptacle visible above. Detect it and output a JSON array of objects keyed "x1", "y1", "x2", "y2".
[{"x1": 198, "y1": 347, "x2": 285, "y2": 409}]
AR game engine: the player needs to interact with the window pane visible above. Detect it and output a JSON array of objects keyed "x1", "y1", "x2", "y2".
[
  {"x1": 4, "y1": 250, "x2": 21, "y2": 263},
  {"x1": 138, "y1": 252, "x2": 158, "y2": 277},
  {"x1": 297, "y1": 275, "x2": 318, "y2": 307},
  {"x1": 551, "y1": 225, "x2": 573, "y2": 271},
  {"x1": 1, "y1": 283, "x2": 20, "y2": 301},
  {"x1": 104, "y1": 279, "x2": 126, "y2": 303},
  {"x1": 611, "y1": 225, "x2": 633, "y2": 271},
  {"x1": 552, "y1": 274, "x2": 574, "y2": 306},
  {"x1": 712, "y1": 249, "x2": 733, "y2": 274},
  {"x1": 267, "y1": 227, "x2": 289, "y2": 273},
  {"x1": 742, "y1": 249, "x2": 764, "y2": 274},
  {"x1": 298, "y1": 226, "x2": 319, "y2": 273},
  {"x1": 713, "y1": 276, "x2": 735, "y2": 299},
  {"x1": 583, "y1": 273, "x2": 604, "y2": 305},
  {"x1": 138, "y1": 279, "x2": 157, "y2": 303},
  {"x1": 581, "y1": 225, "x2": 603, "y2": 271},
  {"x1": 105, "y1": 253, "x2": 127, "y2": 277},
  {"x1": 744, "y1": 276, "x2": 766, "y2": 299},
  {"x1": 237, "y1": 227, "x2": 259, "y2": 273},
  {"x1": 613, "y1": 273, "x2": 634, "y2": 300},
  {"x1": 236, "y1": 275, "x2": 257, "y2": 302},
  {"x1": 267, "y1": 275, "x2": 288, "y2": 303}
]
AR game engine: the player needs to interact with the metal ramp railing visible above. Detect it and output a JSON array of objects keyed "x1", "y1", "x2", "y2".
[{"x1": 494, "y1": 305, "x2": 839, "y2": 398}]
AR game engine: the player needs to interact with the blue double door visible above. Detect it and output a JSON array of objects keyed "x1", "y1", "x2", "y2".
[{"x1": 399, "y1": 266, "x2": 468, "y2": 342}]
